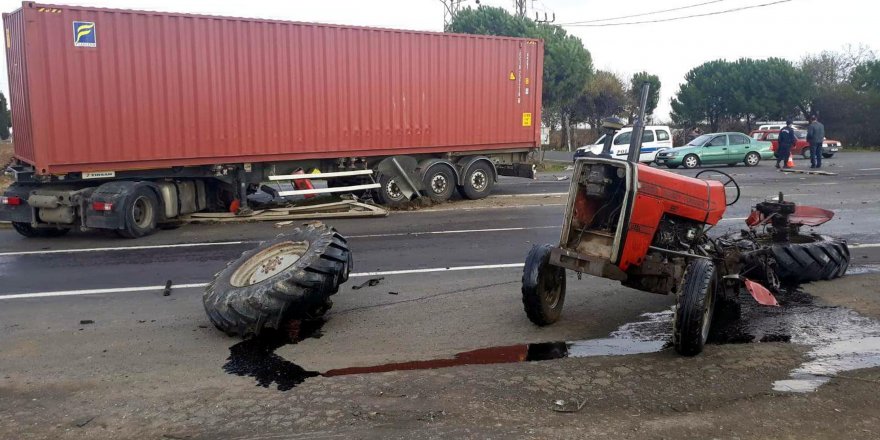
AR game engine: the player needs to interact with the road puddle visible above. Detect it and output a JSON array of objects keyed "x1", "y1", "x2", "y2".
[{"x1": 224, "y1": 284, "x2": 880, "y2": 394}]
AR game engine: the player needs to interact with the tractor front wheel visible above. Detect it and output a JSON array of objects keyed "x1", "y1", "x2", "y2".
[
  {"x1": 673, "y1": 259, "x2": 716, "y2": 356},
  {"x1": 522, "y1": 244, "x2": 566, "y2": 326}
]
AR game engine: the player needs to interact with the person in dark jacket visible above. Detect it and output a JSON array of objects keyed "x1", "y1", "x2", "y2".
[
  {"x1": 776, "y1": 119, "x2": 797, "y2": 168},
  {"x1": 806, "y1": 114, "x2": 825, "y2": 168}
]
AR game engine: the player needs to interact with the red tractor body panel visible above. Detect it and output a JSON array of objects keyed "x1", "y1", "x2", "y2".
[{"x1": 617, "y1": 165, "x2": 726, "y2": 271}]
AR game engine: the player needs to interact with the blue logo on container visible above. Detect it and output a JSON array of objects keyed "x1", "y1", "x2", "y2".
[{"x1": 73, "y1": 21, "x2": 96, "y2": 47}]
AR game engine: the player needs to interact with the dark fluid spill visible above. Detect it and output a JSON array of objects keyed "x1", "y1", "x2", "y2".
[{"x1": 223, "y1": 319, "x2": 325, "y2": 391}]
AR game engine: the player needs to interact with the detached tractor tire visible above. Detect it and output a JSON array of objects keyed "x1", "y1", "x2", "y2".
[
  {"x1": 673, "y1": 259, "x2": 716, "y2": 356},
  {"x1": 522, "y1": 244, "x2": 566, "y2": 326},
  {"x1": 116, "y1": 186, "x2": 159, "y2": 238},
  {"x1": 11, "y1": 222, "x2": 70, "y2": 238},
  {"x1": 744, "y1": 151, "x2": 761, "y2": 167},
  {"x1": 770, "y1": 235, "x2": 849, "y2": 284},
  {"x1": 682, "y1": 154, "x2": 700, "y2": 169},
  {"x1": 374, "y1": 174, "x2": 408, "y2": 207},
  {"x1": 458, "y1": 161, "x2": 495, "y2": 200},
  {"x1": 203, "y1": 222, "x2": 351, "y2": 338}
]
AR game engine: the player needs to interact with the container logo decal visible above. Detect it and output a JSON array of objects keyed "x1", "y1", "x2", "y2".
[
  {"x1": 73, "y1": 21, "x2": 96, "y2": 47},
  {"x1": 522, "y1": 113, "x2": 532, "y2": 127}
]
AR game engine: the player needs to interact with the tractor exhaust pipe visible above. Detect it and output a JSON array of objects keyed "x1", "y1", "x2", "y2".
[{"x1": 627, "y1": 82, "x2": 651, "y2": 164}]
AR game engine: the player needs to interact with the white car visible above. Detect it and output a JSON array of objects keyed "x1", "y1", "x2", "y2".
[{"x1": 573, "y1": 126, "x2": 673, "y2": 164}]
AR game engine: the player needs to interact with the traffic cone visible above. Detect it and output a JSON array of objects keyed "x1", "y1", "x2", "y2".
[{"x1": 786, "y1": 153, "x2": 795, "y2": 168}]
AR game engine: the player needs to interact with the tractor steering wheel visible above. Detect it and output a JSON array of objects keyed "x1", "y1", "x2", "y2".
[{"x1": 695, "y1": 169, "x2": 740, "y2": 206}]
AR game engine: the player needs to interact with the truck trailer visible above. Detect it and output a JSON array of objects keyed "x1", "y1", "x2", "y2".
[{"x1": 0, "y1": 2, "x2": 543, "y2": 238}]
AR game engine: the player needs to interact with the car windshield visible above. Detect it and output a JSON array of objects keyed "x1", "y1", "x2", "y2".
[
  {"x1": 594, "y1": 135, "x2": 606, "y2": 145},
  {"x1": 687, "y1": 134, "x2": 713, "y2": 146}
]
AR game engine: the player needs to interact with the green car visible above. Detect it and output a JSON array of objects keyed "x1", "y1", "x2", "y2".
[{"x1": 654, "y1": 132, "x2": 774, "y2": 169}]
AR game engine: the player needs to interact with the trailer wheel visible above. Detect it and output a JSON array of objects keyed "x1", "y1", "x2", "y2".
[
  {"x1": 522, "y1": 244, "x2": 566, "y2": 326},
  {"x1": 375, "y1": 174, "x2": 408, "y2": 207},
  {"x1": 673, "y1": 259, "x2": 716, "y2": 356},
  {"x1": 422, "y1": 165, "x2": 456, "y2": 202},
  {"x1": 203, "y1": 222, "x2": 350, "y2": 337},
  {"x1": 11, "y1": 222, "x2": 70, "y2": 238},
  {"x1": 458, "y1": 161, "x2": 495, "y2": 200},
  {"x1": 770, "y1": 235, "x2": 849, "y2": 284},
  {"x1": 117, "y1": 187, "x2": 159, "y2": 238}
]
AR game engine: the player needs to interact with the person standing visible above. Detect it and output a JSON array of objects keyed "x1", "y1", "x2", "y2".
[
  {"x1": 806, "y1": 114, "x2": 825, "y2": 168},
  {"x1": 776, "y1": 119, "x2": 797, "y2": 169}
]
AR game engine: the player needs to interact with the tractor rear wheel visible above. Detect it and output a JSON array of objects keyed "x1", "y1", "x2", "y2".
[
  {"x1": 522, "y1": 244, "x2": 566, "y2": 326},
  {"x1": 770, "y1": 235, "x2": 849, "y2": 284},
  {"x1": 673, "y1": 259, "x2": 716, "y2": 356}
]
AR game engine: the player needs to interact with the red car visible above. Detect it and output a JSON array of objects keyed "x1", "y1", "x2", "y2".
[{"x1": 749, "y1": 129, "x2": 843, "y2": 159}]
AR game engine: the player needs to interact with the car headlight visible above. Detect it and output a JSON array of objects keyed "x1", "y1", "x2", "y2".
[{"x1": 665, "y1": 151, "x2": 678, "y2": 157}]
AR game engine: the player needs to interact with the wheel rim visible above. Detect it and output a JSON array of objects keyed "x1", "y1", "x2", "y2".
[
  {"x1": 701, "y1": 280, "x2": 715, "y2": 342},
  {"x1": 538, "y1": 266, "x2": 563, "y2": 309},
  {"x1": 803, "y1": 149, "x2": 810, "y2": 158},
  {"x1": 470, "y1": 170, "x2": 488, "y2": 192},
  {"x1": 230, "y1": 240, "x2": 309, "y2": 287},
  {"x1": 747, "y1": 153, "x2": 759, "y2": 165},
  {"x1": 131, "y1": 196, "x2": 154, "y2": 229},
  {"x1": 430, "y1": 173, "x2": 449, "y2": 195},
  {"x1": 685, "y1": 156, "x2": 697, "y2": 168},
  {"x1": 385, "y1": 179, "x2": 404, "y2": 201}
]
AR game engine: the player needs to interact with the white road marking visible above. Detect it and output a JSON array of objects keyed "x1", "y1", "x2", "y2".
[
  {"x1": 349, "y1": 225, "x2": 558, "y2": 239},
  {"x1": 858, "y1": 168, "x2": 880, "y2": 171},
  {"x1": 0, "y1": 263, "x2": 526, "y2": 300},
  {"x1": 411, "y1": 203, "x2": 566, "y2": 213},
  {"x1": 488, "y1": 192, "x2": 568, "y2": 198},
  {"x1": 0, "y1": 241, "x2": 247, "y2": 257},
  {"x1": 851, "y1": 243, "x2": 880, "y2": 249}
]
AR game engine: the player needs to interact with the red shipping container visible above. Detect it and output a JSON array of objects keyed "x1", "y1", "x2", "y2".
[{"x1": 3, "y1": 2, "x2": 543, "y2": 175}]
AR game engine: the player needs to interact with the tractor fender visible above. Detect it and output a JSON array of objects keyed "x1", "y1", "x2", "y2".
[
  {"x1": 416, "y1": 158, "x2": 459, "y2": 183},
  {"x1": 85, "y1": 181, "x2": 166, "y2": 230},
  {"x1": 455, "y1": 156, "x2": 497, "y2": 186}
]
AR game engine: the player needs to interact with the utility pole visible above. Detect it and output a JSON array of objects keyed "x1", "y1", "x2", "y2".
[
  {"x1": 440, "y1": 0, "x2": 467, "y2": 30},
  {"x1": 514, "y1": 0, "x2": 527, "y2": 19}
]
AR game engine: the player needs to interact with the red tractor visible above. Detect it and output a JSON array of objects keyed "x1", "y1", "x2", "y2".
[{"x1": 522, "y1": 94, "x2": 848, "y2": 356}]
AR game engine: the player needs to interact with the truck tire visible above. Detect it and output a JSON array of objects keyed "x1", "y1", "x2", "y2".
[
  {"x1": 117, "y1": 187, "x2": 159, "y2": 238},
  {"x1": 673, "y1": 259, "x2": 716, "y2": 356},
  {"x1": 744, "y1": 151, "x2": 761, "y2": 167},
  {"x1": 421, "y1": 165, "x2": 456, "y2": 202},
  {"x1": 12, "y1": 222, "x2": 70, "y2": 238},
  {"x1": 203, "y1": 222, "x2": 350, "y2": 337},
  {"x1": 458, "y1": 161, "x2": 495, "y2": 200},
  {"x1": 375, "y1": 174, "x2": 408, "y2": 207},
  {"x1": 522, "y1": 244, "x2": 566, "y2": 326},
  {"x1": 770, "y1": 235, "x2": 849, "y2": 284}
]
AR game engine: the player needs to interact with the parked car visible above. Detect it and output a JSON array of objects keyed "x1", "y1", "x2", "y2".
[
  {"x1": 654, "y1": 132, "x2": 773, "y2": 169},
  {"x1": 749, "y1": 129, "x2": 842, "y2": 159},
  {"x1": 573, "y1": 125, "x2": 673, "y2": 164}
]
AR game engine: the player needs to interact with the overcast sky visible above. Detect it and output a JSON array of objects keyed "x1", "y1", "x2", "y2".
[{"x1": 0, "y1": 0, "x2": 876, "y2": 120}]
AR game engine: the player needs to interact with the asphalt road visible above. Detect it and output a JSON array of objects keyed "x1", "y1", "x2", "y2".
[{"x1": 2, "y1": 151, "x2": 880, "y2": 438}]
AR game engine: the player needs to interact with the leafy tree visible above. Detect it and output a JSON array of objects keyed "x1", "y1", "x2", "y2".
[
  {"x1": 626, "y1": 71, "x2": 661, "y2": 120},
  {"x1": 851, "y1": 60, "x2": 880, "y2": 92},
  {"x1": 447, "y1": 6, "x2": 533, "y2": 37},
  {"x1": 577, "y1": 70, "x2": 627, "y2": 135},
  {"x1": 0, "y1": 92, "x2": 10, "y2": 141},
  {"x1": 670, "y1": 60, "x2": 731, "y2": 132}
]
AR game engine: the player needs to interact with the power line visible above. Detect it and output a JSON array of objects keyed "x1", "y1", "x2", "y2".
[
  {"x1": 559, "y1": 0, "x2": 728, "y2": 25},
  {"x1": 562, "y1": 0, "x2": 792, "y2": 27}
]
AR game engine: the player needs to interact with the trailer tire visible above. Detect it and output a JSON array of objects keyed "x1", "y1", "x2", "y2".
[
  {"x1": 375, "y1": 174, "x2": 408, "y2": 207},
  {"x1": 522, "y1": 244, "x2": 566, "y2": 326},
  {"x1": 421, "y1": 164, "x2": 456, "y2": 202},
  {"x1": 117, "y1": 187, "x2": 159, "y2": 238},
  {"x1": 673, "y1": 259, "x2": 716, "y2": 356},
  {"x1": 11, "y1": 222, "x2": 70, "y2": 238},
  {"x1": 458, "y1": 161, "x2": 495, "y2": 200},
  {"x1": 770, "y1": 235, "x2": 849, "y2": 284},
  {"x1": 203, "y1": 222, "x2": 350, "y2": 337}
]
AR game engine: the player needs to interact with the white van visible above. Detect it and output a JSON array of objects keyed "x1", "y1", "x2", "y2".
[{"x1": 573, "y1": 125, "x2": 673, "y2": 164}]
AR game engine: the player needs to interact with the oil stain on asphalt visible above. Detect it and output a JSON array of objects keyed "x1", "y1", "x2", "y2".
[{"x1": 224, "y1": 286, "x2": 880, "y2": 393}]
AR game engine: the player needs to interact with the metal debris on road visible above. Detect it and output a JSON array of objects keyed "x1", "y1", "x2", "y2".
[
  {"x1": 351, "y1": 277, "x2": 384, "y2": 290},
  {"x1": 552, "y1": 396, "x2": 587, "y2": 413},
  {"x1": 780, "y1": 169, "x2": 837, "y2": 176},
  {"x1": 73, "y1": 416, "x2": 96, "y2": 427},
  {"x1": 388, "y1": 291, "x2": 399, "y2": 295},
  {"x1": 79, "y1": 320, "x2": 94, "y2": 325},
  {"x1": 163, "y1": 280, "x2": 173, "y2": 296}
]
